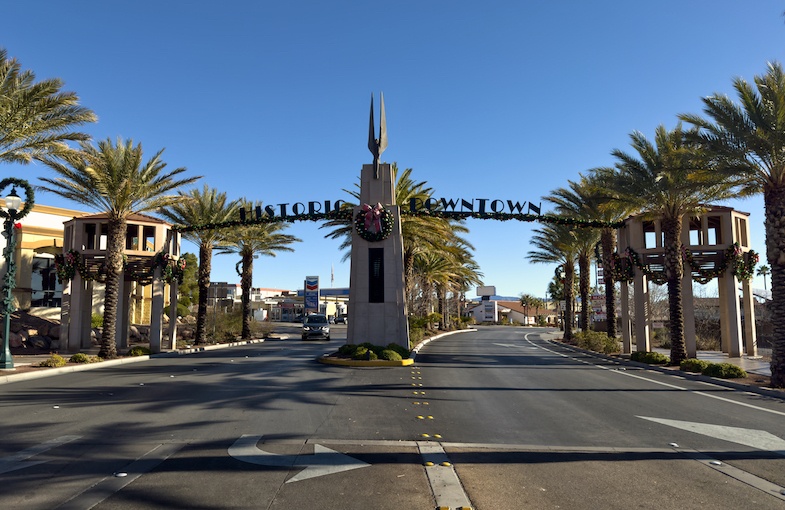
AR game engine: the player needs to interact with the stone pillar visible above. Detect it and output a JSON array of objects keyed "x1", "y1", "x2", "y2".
[
  {"x1": 347, "y1": 163, "x2": 409, "y2": 348},
  {"x1": 149, "y1": 267, "x2": 164, "y2": 354},
  {"x1": 620, "y1": 281, "x2": 631, "y2": 354},
  {"x1": 80, "y1": 280, "x2": 94, "y2": 349},
  {"x1": 168, "y1": 280, "x2": 178, "y2": 350},
  {"x1": 115, "y1": 275, "x2": 132, "y2": 351},
  {"x1": 718, "y1": 273, "x2": 743, "y2": 357},
  {"x1": 741, "y1": 278, "x2": 757, "y2": 356},
  {"x1": 680, "y1": 223, "x2": 696, "y2": 358}
]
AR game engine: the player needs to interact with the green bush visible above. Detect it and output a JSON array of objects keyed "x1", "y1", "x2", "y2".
[
  {"x1": 91, "y1": 314, "x2": 104, "y2": 329},
  {"x1": 352, "y1": 347, "x2": 378, "y2": 360},
  {"x1": 409, "y1": 327, "x2": 425, "y2": 346},
  {"x1": 69, "y1": 353, "x2": 101, "y2": 364},
  {"x1": 386, "y1": 343, "x2": 411, "y2": 358},
  {"x1": 127, "y1": 346, "x2": 151, "y2": 357},
  {"x1": 702, "y1": 362, "x2": 747, "y2": 379},
  {"x1": 574, "y1": 330, "x2": 619, "y2": 354},
  {"x1": 38, "y1": 354, "x2": 67, "y2": 367},
  {"x1": 680, "y1": 358, "x2": 710, "y2": 373},
  {"x1": 379, "y1": 349, "x2": 402, "y2": 361},
  {"x1": 631, "y1": 351, "x2": 670, "y2": 364},
  {"x1": 338, "y1": 344, "x2": 356, "y2": 356}
]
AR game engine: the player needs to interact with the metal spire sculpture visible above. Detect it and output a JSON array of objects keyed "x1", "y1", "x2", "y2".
[{"x1": 368, "y1": 93, "x2": 388, "y2": 179}]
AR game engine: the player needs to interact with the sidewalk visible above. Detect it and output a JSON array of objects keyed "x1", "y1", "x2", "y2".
[{"x1": 652, "y1": 347, "x2": 771, "y2": 377}]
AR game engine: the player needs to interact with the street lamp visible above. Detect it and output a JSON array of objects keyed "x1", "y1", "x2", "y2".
[{"x1": 0, "y1": 179, "x2": 34, "y2": 370}]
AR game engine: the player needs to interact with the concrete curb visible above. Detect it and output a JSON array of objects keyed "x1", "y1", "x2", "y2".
[
  {"x1": 546, "y1": 339, "x2": 785, "y2": 401},
  {"x1": 0, "y1": 338, "x2": 267, "y2": 385}
]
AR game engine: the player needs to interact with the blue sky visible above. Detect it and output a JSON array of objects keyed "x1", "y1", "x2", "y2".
[{"x1": 3, "y1": 1, "x2": 783, "y2": 299}]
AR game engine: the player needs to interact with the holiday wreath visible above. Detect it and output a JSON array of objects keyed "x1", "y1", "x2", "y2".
[{"x1": 355, "y1": 203, "x2": 394, "y2": 242}]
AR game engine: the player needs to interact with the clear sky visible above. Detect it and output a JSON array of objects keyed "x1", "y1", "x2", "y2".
[{"x1": 3, "y1": 1, "x2": 783, "y2": 299}]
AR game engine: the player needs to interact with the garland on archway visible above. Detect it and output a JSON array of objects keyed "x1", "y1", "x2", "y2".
[
  {"x1": 54, "y1": 250, "x2": 186, "y2": 285},
  {"x1": 172, "y1": 209, "x2": 624, "y2": 233},
  {"x1": 355, "y1": 203, "x2": 394, "y2": 242},
  {"x1": 608, "y1": 243, "x2": 758, "y2": 286}
]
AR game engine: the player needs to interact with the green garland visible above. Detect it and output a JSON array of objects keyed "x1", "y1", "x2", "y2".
[
  {"x1": 355, "y1": 205, "x2": 394, "y2": 242},
  {"x1": 614, "y1": 243, "x2": 759, "y2": 286},
  {"x1": 172, "y1": 208, "x2": 624, "y2": 233},
  {"x1": 0, "y1": 178, "x2": 35, "y2": 220},
  {"x1": 54, "y1": 249, "x2": 186, "y2": 285}
]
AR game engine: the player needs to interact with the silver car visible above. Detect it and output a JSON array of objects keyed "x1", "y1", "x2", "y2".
[{"x1": 301, "y1": 314, "x2": 331, "y2": 340}]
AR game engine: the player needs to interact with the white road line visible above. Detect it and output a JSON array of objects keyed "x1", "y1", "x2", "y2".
[
  {"x1": 524, "y1": 334, "x2": 785, "y2": 418},
  {"x1": 55, "y1": 442, "x2": 185, "y2": 510},
  {"x1": 0, "y1": 435, "x2": 81, "y2": 475},
  {"x1": 418, "y1": 441, "x2": 473, "y2": 510}
]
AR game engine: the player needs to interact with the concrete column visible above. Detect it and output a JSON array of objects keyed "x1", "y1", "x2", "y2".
[
  {"x1": 633, "y1": 273, "x2": 651, "y2": 353},
  {"x1": 115, "y1": 275, "x2": 132, "y2": 351},
  {"x1": 620, "y1": 281, "x2": 632, "y2": 354},
  {"x1": 741, "y1": 278, "x2": 757, "y2": 356},
  {"x1": 149, "y1": 267, "x2": 164, "y2": 354},
  {"x1": 168, "y1": 280, "x2": 178, "y2": 350},
  {"x1": 80, "y1": 280, "x2": 94, "y2": 349},
  {"x1": 682, "y1": 277, "x2": 697, "y2": 358},
  {"x1": 719, "y1": 274, "x2": 743, "y2": 357}
]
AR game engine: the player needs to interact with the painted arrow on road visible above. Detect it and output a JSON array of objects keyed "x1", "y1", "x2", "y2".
[
  {"x1": 0, "y1": 435, "x2": 81, "y2": 475},
  {"x1": 228, "y1": 435, "x2": 370, "y2": 483},
  {"x1": 638, "y1": 417, "x2": 785, "y2": 455}
]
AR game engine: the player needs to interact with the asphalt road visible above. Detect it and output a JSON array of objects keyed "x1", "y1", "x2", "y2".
[{"x1": 0, "y1": 326, "x2": 784, "y2": 509}]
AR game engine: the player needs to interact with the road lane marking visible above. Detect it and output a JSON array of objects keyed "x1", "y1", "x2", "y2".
[
  {"x1": 418, "y1": 441, "x2": 473, "y2": 510},
  {"x1": 56, "y1": 442, "x2": 184, "y2": 510},
  {"x1": 524, "y1": 334, "x2": 785, "y2": 418},
  {"x1": 0, "y1": 435, "x2": 81, "y2": 475},
  {"x1": 228, "y1": 434, "x2": 370, "y2": 483},
  {"x1": 638, "y1": 417, "x2": 785, "y2": 455}
]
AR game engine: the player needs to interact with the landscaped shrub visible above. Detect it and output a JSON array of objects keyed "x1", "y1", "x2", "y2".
[
  {"x1": 38, "y1": 354, "x2": 67, "y2": 367},
  {"x1": 386, "y1": 343, "x2": 411, "y2": 359},
  {"x1": 338, "y1": 344, "x2": 356, "y2": 356},
  {"x1": 680, "y1": 358, "x2": 710, "y2": 373},
  {"x1": 574, "y1": 330, "x2": 619, "y2": 354},
  {"x1": 91, "y1": 314, "x2": 104, "y2": 329},
  {"x1": 127, "y1": 346, "x2": 151, "y2": 357},
  {"x1": 409, "y1": 327, "x2": 425, "y2": 346},
  {"x1": 69, "y1": 353, "x2": 101, "y2": 364},
  {"x1": 702, "y1": 362, "x2": 747, "y2": 379},
  {"x1": 630, "y1": 351, "x2": 670, "y2": 365},
  {"x1": 379, "y1": 349, "x2": 402, "y2": 361},
  {"x1": 351, "y1": 347, "x2": 378, "y2": 360}
]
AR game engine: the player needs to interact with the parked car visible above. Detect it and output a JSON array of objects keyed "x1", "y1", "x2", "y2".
[
  {"x1": 334, "y1": 314, "x2": 347, "y2": 324},
  {"x1": 302, "y1": 314, "x2": 331, "y2": 340}
]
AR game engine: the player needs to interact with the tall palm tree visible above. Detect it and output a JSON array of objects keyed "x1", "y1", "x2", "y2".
[
  {"x1": 40, "y1": 138, "x2": 199, "y2": 358},
  {"x1": 545, "y1": 186, "x2": 601, "y2": 332},
  {"x1": 159, "y1": 186, "x2": 239, "y2": 344},
  {"x1": 0, "y1": 48, "x2": 96, "y2": 165},
  {"x1": 757, "y1": 265, "x2": 771, "y2": 292},
  {"x1": 680, "y1": 62, "x2": 785, "y2": 386},
  {"x1": 217, "y1": 202, "x2": 300, "y2": 339},
  {"x1": 528, "y1": 222, "x2": 579, "y2": 340},
  {"x1": 602, "y1": 124, "x2": 738, "y2": 366}
]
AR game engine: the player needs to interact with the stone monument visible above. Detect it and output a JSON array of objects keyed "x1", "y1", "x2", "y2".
[{"x1": 346, "y1": 93, "x2": 410, "y2": 348}]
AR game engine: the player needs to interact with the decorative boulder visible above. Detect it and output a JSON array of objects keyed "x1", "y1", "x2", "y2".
[
  {"x1": 48, "y1": 325, "x2": 60, "y2": 339},
  {"x1": 9, "y1": 332, "x2": 23, "y2": 348},
  {"x1": 29, "y1": 335, "x2": 50, "y2": 349}
]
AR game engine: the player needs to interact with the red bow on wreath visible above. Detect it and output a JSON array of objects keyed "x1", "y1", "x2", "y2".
[{"x1": 361, "y1": 203, "x2": 383, "y2": 234}]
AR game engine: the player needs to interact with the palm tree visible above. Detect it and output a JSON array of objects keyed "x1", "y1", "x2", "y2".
[
  {"x1": 528, "y1": 222, "x2": 579, "y2": 340},
  {"x1": 40, "y1": 138, "x2": 199, "y2": 358},
  {"x1": 680, "y1": 62, "x2": 785, "y2": 386},
  {"x1": 757, "y1": 265, "x2": 771, "y2": 292},
  {"x1": 217, "y1": 203, "x2": 300, "y2": 339},
  {"x1": 159, "y1": 186, "x2": 239, "y2": 344},
  {"x1": 519, "y1": 294, "x2": 543, "y2": 325},
  {"x1": 0, "y1": 48, "x2": 96, "y2": 165},
  {"x1": 601, "y1": 124, "x2": 738, "y2": 366}
]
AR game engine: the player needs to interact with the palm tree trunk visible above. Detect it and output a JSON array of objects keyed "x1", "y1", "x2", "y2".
[
  {"x1": 765, "y1": 187, "x2": 785, "y2": 387},
  {"x1": 578, "y1": 252, "x2": 591, "y2": 331},
  {"x1": 241, "y1": 250, "x2": 253, "y2": 339},
  {"x1": 601, "y1": 228, "x2": 617, "y2": 338},
  {"x1": 196, "y1": 243, "x2": 211, "y2": 344},
  {"x1": 99, "y1": 217, "x2": 125, "y2": 359},
  {"x1": 662, "y1": 215, "x2": 686, "y2": 366}
]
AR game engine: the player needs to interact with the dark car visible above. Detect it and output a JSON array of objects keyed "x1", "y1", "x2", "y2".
[
  {"x1": 302, "y1": 314, "x2": 331, "y2": 340},
  {"x1": 334, "y1": 314, "x2": 347, "y2": 324}
]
